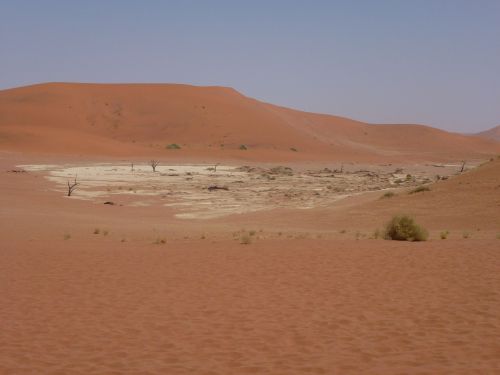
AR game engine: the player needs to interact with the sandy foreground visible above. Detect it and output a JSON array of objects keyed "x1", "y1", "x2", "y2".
[{"x1": 1, "y1": 153, "x2": 499, "y2": 374}]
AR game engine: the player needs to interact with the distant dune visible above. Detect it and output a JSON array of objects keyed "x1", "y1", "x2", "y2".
[
  {"x1": 475, "y1": 125, "x2": 500, "y2": 142},
  {"x1": 1, "y1": 82, "x2": 499, "y2": 161}
]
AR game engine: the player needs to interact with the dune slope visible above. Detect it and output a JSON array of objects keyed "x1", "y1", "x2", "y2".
[
  {"x1": 476, "y1": 125, "x2": 500, "y2": 142},
  {"x1": 1, "y1": 82, "x2": 499, "y2": 161}
]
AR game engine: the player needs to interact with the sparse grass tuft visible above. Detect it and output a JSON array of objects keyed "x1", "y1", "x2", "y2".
[
  {"x1": 166, "y1": 143, "x2": 181, "y2": 150},
  {"x1": 248, "y1": 230, "x2": 256, "y2": 236},
  {"x1": 381, "y1": 191, "x2": 396, "y2": 199},
  {"x1": 240, "y1": 235, "x2": 252, "y2": 245},
  {"x1": 373, "y1": 229, "x2": 382, "y2": 239},
  {"x1": 239, "y1": 144, "x2": 248, "y2": 150},
  {"x1": 340, "y1": 229, "x2": 347, "y2": 234},
  {"x1": 93, "y1": 228, "x2": 100, "y2": 234},
  {"x1": 462, "y1": 231, "x2": 471, "y2": 239},
  {"x1": 440, "y1": 230, "x2": 449, "y2": 240},
  {"x1": 154, "y1": 237, "x2": 166, "y2": 245},
  {"x1": 290, "y1": 147, "x2": 298, "y2": 152},
  {"x1": 409, "y1": 186, "x2": 431, "y2": 194},
  {"x1": 383, "y1": 215, "x2": 428, "y2": 241},
  {"x1": 103, "y1": 230, "x2": 109, "y2": 236}
]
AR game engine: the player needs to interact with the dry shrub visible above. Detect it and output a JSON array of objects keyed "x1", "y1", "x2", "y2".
[{"x1": 383, "y1": 215, "x2": 428, "y2": 241}]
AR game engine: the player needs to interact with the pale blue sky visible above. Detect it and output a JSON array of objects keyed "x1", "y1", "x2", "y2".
[{"x1": 1, "y1": 0, "x2": 499, "y2": 132}]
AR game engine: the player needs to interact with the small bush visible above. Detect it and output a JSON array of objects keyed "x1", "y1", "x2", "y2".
[
  {"x1": 290, "y1": 147, "x2": 298, "y2": 152},
  {"x1": 93, "y1": 228, "x2": 100, "y2": 234},
  {"x1": 409, "y1": 186, "x2": 431, "y2": 194},
  {"x1": 240, "y1": 235, "x2": 252, "y2": 245},
  {"x1": 239, "y1": 144, "x2": 248, "y2": 150},
  {"x1": 440, "y1": 230, "x2": 449, "y2": 240},
  {"x1": 154, "y1": 237, "x2": 166, "y2": 245},
  {"x1": 166, "y1": 143, "x2": 181, "y2": 150},
  {"x1": 462, "y1": 231, "x2": 470, "y2": 239},
  {"x1": 383, "y1": 215, "x2": 428, "y2": 241},
  {"x1": 381, "y1": 191, "x2": 396, "y2": 199}
]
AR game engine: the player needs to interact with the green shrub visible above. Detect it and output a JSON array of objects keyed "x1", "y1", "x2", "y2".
[
  {"x1": 409, "y1": 185, "x2": 431, "y2": 194},
  {"x1": 166, "y1": 143, "x2": 181, "y2": 150},
  {"x1": 440, "y1": 230, "x2": 449, "y2": 240},
  {"x1": 383, "y1": 215, "x2": 428, "y2": 241}
]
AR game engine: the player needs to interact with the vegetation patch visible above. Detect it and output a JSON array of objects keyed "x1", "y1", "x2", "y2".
[
  {"x1": 440, "y1": 230, "x2": 449, "y2": 240},
  {"x1": 381, "y1": 191, "x2": 396, "y2": 199},
  {"x1": 383, "y1": 215, "x2": 428, "y2": 241},
  {"x1": 166, "y1": 143, "x2": 181, "y2": 150},
  {"x1": 409, "y1": 185, "x2": 431, "y2": 194},
  {"x1": 239, "y1": 144, "x2": 248, "y2": 150}
]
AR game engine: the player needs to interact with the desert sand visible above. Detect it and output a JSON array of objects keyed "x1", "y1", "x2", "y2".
[{"x1": 1, "y1": 83, "x2": 499, "y2": 374}]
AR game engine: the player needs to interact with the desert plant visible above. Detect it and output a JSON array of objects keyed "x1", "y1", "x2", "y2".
[
  {"x1": 239, "y1": 144, "x2": 248, "y2": 150},
  {"x1": 153, "y1": 237, "x2": 166, "y2": 244},
  {"x1": 290, "y1": 147, "x2": 298, "y2": 152},
  {"x1": 460, "y1": 160, "x2": 466, "y2": 173},
  {"x1": 150, "y1": 160, "x2": 160, "y2": 172},
  {"x1": 462, "y1": 231, "x2": 470, "y2": 239},
  {"x1": 63, "y1": 233, "x2": 71, "y2": 240},
  {"x1": 67, "y1": 176, "x2": 79, "y2": 196},
  {"x1": 240, "y1": 235, "x2": 252, "y2": 245},
  {"x1": 93, "y1": 228, "x2": 100, "y2": 234},
  {"x1": 102, "y1": 230, "x2": 109, "y2": 236},
  {"x1": 440, "y1": 230, "x2": 449, "y2": 240},
  {"x1": 166, "y1": 143, "x2": 181, "y2": 150},
  {"x1": 381, "y1": 191, "x2": 396, "y2": 199},
  {"x1": 383, "y1": 215, "x2": 428, "y2": 241},
  {"x1": 409, "y1": 186, "x2": 431, "y2": 194}
]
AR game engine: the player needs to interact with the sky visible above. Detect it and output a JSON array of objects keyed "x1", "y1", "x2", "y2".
[{"x1": 0, "y1": 0, "x2": 499, "y2": 133}]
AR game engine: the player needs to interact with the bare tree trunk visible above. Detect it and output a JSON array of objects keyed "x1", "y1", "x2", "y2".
[
  {"x1": 67, "y1": 176, "x2": 79, "y2": 196},
  {"x1": 460, "y1": 160, "x2": 466, "y2": 173},
  {"x1": 150, "y1": 160, "x2": 159, "y2": 172}
]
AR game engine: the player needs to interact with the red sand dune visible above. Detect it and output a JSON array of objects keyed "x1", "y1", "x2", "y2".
[
  {"x1": 1, "y1": 82, "x2": 499, "y2": 161},
  {"x1": 475, "y1": 125, "x2": 500, "y2": 142}
]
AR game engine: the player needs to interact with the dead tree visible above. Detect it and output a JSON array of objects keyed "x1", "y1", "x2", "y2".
[
  {"x1": 460, "y1": 160, "x2": 466, "y2": 173},
  {"x1": 67, "y1": 176, "x2": 79, "y2": 196},
  {"x1": 150, "y1": 160, "x2": 160, "y2": 172},
  {"x1": 131, "y1": 163, "x2": 134, "y2": 172},
  {"x1": 214, "y1": 163, "x2": 220, "y2": 173}
]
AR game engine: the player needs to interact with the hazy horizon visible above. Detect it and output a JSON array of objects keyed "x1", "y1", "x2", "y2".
[{"x1": 1, "y1": 0, "x2": 499, "y2": 133}]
